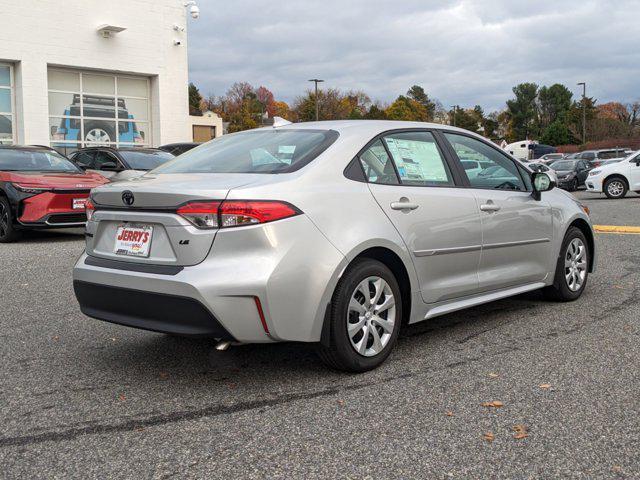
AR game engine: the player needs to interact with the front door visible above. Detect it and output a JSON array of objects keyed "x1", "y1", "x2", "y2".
[
  {"x1": 628, "y1": 154, "x2": 640, "y2": 190},
  {"x1": 360, "y1": 131, "x2": 482, "y2": 304},
  {"x1": 443, "y1": 132, "x2": 553, "y2": 292}
]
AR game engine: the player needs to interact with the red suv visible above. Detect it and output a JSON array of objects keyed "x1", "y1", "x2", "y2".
[{"x1": 0, "y1": 146, "x2": 109, "y2": 242}]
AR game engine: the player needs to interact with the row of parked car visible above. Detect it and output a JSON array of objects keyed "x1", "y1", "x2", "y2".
[
  {"x1": 0, "y1": 142, "x2": 199, "y2": 242},
  {"x1": 524, "y1": 148, "x2": 640, "y2": 198}
]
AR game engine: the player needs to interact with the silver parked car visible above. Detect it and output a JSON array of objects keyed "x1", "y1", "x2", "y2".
[{"x1": 73, "y1": 121, "x2": 595, "y2": 372}]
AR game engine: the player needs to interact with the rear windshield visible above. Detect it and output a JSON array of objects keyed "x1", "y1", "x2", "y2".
[
  {"x1": 119, "y1": 150, "x2": 174, "y2": 170},
  {"x1": 0, "y1": 149, "x2": 81, "y2": 173},
  {"x1": 152, "y1": 129, "x2": 339, "y2": 174}
]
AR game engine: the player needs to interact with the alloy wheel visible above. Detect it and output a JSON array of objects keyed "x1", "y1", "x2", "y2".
[
  {"x1": 347, "y1": 276, "x2": 396, "y2": 357},
  {"x1": 85, "y1": 128, "x2": 111, "y2": 144},
  {"x1": 607, "y1": 180, "x2": 624, "y2": 197},
  {"x1": 564, "y1": 238, "x2": 587, "y2": 292}
]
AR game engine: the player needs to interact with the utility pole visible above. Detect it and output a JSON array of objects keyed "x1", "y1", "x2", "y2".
[
  {"x1": 577, "y1": 82, "x2": 586, "y2": 145},
  {"x1": 308, "y1": 79, "x2": 324, "y2": 121}
]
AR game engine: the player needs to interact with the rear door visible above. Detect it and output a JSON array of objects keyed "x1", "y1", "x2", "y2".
[
  {"x1": 442, "y1": 132, "x2": 553, "y2": 292},
  {"x1": 362, "y1": 130, "x2": 482, "y2": 304}
]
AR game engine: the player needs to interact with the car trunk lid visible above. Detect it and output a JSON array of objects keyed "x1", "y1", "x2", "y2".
[{"x1": 86, "y1": 173, "x2": 266, "y2": 266}]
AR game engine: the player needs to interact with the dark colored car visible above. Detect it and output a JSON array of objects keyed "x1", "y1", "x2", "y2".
[
  {"x1": 69, "y1": 147, "x2": 174, "y2": 181},
  {"x1": 549, "y1": 159, "x2": 592, "y2": 191},
  {"x1": 159, "y1": 142, "x2": 200, "y2": 156},
  {"x1": 0, "y1": 145, "x2": 108, "y2": 242}
]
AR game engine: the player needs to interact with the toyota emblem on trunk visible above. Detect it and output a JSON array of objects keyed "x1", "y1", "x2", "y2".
[{"x1": 122, "y1": 191, "x2": 135, "y2": 206}]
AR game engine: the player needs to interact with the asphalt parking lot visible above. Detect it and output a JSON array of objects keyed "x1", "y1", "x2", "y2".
[{"x1": 1, "y1": 191, "x2": 639, "y2": 479}]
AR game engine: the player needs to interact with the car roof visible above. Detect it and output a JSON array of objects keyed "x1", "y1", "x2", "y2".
[
  {"x1": 269, "y1": 120, "x2": 487, "y2": 140},
  {"x1": 0, "y1": 145, "x2": 56, "y2": 152},
  {"x1": 76, "y1": 146, "x2": 165, "y2": 153}
]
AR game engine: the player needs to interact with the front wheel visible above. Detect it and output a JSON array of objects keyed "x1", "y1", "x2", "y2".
[
  {"x1": 603, "y1": 177, "x2": 627, "y2": 199},
  {"x1": 569, "y1": 178, "x2": 578, "y2": 192},
  {"x1": 317, "y1": 258, "x2": 402, "y2": 372},
  {"x1": 0, "y1": 196, "x2": 21, "y2": 243},
  {"x1": 543, "y1": 227, "x2": 589, "y2": 301}
]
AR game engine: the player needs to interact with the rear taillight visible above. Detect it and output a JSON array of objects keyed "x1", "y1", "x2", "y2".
[
  {"x1": 176, "y1": 200, "x2": 300, "y2": 229},
  {"x1": 176, "y1": 201, "x2": 221, "y2": 228},
  {"x1": 85, "y1": 198, "x2": 95, "y2": 221}
]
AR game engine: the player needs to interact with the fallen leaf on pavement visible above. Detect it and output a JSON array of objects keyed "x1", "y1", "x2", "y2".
[
  {"x1": 337, "y1": 399, "x2": 345, "y2": 406},
  {"x1": 512, "y1": 425, "x2": 528, "y2": 439},
  {"x1": 445, "y1": 411, "x2": 454, "y2": 417},
  {"x1": 612, "y1": 466, "x2": 622, "y2": 473},
  {"x1": 539, "y1": 384, "x2": 552, "y2": 389},
  {"x1": 159, "y1": 371, "x2": 169, "y2": 380},
  {"x1": 52, "y1": 335, "x2": 59, "y2": 342},
  {"x1": 481, "y1": 401, "x2": 504, "y2": 408},
  {"x1": 118, "y1": 393, "x2": 126, "y2": 402},
  {"x1": 483, "y1": 432, "x2": 495, "y2": 442},
  {"x1": 488, "y1": 373, "x2": 499, "y2": 378}
]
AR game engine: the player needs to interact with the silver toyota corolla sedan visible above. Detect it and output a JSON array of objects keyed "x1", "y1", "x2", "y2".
[{"x1": 73, "y1": 120, "x2": 595, "y2": 372}]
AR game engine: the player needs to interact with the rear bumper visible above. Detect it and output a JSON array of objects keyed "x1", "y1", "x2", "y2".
[
  {"x1": 74, "y1": 280, "x2": 235, "y2": 338},
  {"x1": 72, "y1": 214, "x2": 346, "y2": 343}
]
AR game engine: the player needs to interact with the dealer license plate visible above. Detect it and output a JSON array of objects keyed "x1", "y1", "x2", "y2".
[
  {"x1": 114, "y1": 225, "x2": 153, "y2": 258},
  {"x1": 73, "y1": 198, "x2": 87, "y2": 210}
]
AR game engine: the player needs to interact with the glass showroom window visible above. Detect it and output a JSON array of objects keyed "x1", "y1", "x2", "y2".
[
  {"x1": 48, "y1": 69, "x2": 151, "y2": 156},
  {"x1": 0, "y1": 63, "x2": 15, "y2": 145}
]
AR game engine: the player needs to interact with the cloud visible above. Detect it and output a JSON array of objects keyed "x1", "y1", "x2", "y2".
[{"x1": 188, "y1": 0, "x2": 640, "y2": 111}]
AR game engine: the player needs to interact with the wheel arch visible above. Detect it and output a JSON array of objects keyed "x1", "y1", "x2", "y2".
[
  {"x1": 319, "y1": 243, "x2": 416, "y2": 348},
  {"x1": 567, "y1": 218, "x2": 595, "y2": 272},
  {"x1": 603, "y1": 173, "x2": 629, "y2": 189}
]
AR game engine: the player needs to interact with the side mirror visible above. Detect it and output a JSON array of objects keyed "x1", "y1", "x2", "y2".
[
  {"x1": 99, "y1": 162, "x2": 119, "y2": 171},
  {"x1": 532, "y1": 172, "x2": 554, "y2": 200}
]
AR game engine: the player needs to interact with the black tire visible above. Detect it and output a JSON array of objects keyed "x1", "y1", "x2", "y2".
[
  {"x1": 569, "y1": 178, "x2": 578, "y2": 192},
  {"x1": 0, "y1": 196, "x2": 20, "y2": 243},
  {"x1": 317, "y1": 258, "x2": 402, "y2": 372},
  {"x1": 603, "y1": 176, "x2": 628, "y2": 199},
  {"x1": 543, "y1": 226, "x2": 589, "y2": 302}
]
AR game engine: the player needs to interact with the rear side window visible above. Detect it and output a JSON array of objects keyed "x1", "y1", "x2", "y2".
[
  {"x1": 359, "y1": 140, "x2": 399, "y2": 185},
  {"x1": 152, "y1": 129, "x2": 339, "y2": 174},
  {"x1": 382, "y1": 131, "x2": 453, "y2": 186},
  {"x1": 444, "y1": 133, "x2": 525, "y2": 191}
]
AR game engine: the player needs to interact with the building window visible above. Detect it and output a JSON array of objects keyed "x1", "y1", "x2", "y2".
[
  {"x1": 193, "y1": 125, "x2": 216, "y2": 142},
  {"x1": 48, "y1": 69, "x2": 151, "y2": 156},
  {"x1": 0, "y1": 63, "x2": 15, "y2": 145}
]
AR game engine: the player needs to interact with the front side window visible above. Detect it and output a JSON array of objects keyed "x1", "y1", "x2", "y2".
[
  {"x1": 0, "y1": 149, "x2": 81, "y2": 172},
  {"x1": 359, "y1": 139, "x2": 399, "y2": 184},
  {"x1": 444, "y1": 133, "x2": 525, "y2": 191},
  {"x1": 382, "y1": 131, "x2": 453, "y2": 186},
  {"x1": 153, "y1": 129, "x2": 338, "y2": 174},
  {"x1": 94, "y1": 151, "x2": 120, "y2": 170},
  {"x1": 73, "y1": 151, "x2": 95, "y2": 168}
]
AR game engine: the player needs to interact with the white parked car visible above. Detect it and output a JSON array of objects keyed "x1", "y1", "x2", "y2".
[{"x1": 585, "y1": 151, "x2": 640, "y2": 198}]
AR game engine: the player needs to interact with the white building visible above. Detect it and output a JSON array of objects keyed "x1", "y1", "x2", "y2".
[{"x1": 0, "y1": 0, "x2": 202, "y2": 155}]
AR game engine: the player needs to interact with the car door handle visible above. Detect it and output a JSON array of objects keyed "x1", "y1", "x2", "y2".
[
  {"x1": 480, "y1": 203, "x2": 501, "y2": 212},
  {"x1": 390, "y1": 201, "x2": 419, "y2": 211}
]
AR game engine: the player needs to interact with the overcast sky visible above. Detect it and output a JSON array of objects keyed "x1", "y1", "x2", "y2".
[{"x1": 187, "y1": 0, "x2": 640, "y2": 112}]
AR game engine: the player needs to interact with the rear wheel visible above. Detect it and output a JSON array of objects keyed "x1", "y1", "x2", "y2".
[
  {"x1": 317, "y1": 258, "x2": 402, "y2": 372},
  {"x1": 543, "y1": 226, "x2": 589, "y2": 301},
  {"x1": 0, "y1": 196, "x2": 20, "y2": 243},
  {"x1": 603, "y1": 177, "x2": 627, "y2": 199}
]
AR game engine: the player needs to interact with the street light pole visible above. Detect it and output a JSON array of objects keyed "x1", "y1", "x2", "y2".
[
  {"x1": 450, "y1": 105, "x2": 458, "y2": 127},
  {"x1": 308, "y1": 79, "x2": 324, "y2": 121},
  {"x1": 577, "y1": 82, "x2": 586, "y2": 145}
]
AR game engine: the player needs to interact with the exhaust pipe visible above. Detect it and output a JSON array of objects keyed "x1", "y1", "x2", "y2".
[{"x1": 215, "y1": 340, "x2": 231, "y2": 351}]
